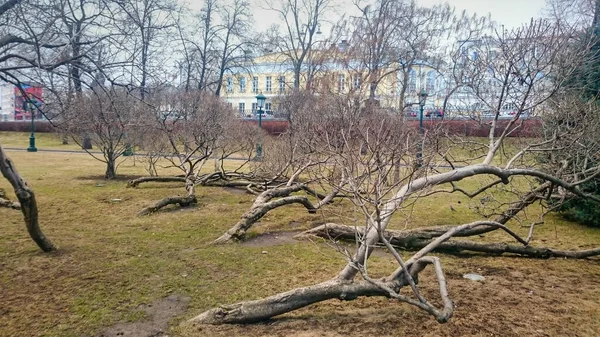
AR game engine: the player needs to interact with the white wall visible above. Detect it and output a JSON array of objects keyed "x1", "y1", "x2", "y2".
[{"x1": 0, "y1": 82, "x2": 15, "y2": 121}]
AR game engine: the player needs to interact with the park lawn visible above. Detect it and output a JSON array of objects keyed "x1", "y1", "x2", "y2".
[
  {"x1": 0, "y1": 131, "x2": 82, "y2": 151},
  {"x1": 0, "y1": 137, "x2": 599, "y2": 337}
]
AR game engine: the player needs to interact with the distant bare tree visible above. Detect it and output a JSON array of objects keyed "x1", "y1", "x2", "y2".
[
  {"x1": 213, "y1": 0, "x2": 253, "y2": 96},
  {"x1": 107, "y1": 0, "x2": 178, "y2": 99},
  {"x1": 60, "y1": 86, "x2": 147, "y2": 179},
  {"x1": 264, "y1": 0, "x2": 333, "y2": 90},
  {"x1": 129, "y1": 90, "x2": 264, "y2": 215}
]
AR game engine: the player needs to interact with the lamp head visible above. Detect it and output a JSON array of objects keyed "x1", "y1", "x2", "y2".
[
  {"x1": 418, "y1": 89, "x2": 428, "y2": 106},
  {"x1": 256, "y1": 93, "x2": 266, "y2": 109}
]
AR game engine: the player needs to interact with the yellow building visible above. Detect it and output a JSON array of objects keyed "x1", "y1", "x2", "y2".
[{"x1": 223, "y1": 49, "x2": 446, "y2": 117}]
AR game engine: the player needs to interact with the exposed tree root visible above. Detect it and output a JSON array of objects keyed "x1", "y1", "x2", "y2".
[
  {"x1": 0, "y1": 144, "x2": 56, "y2": 252},
  {"x1": 297, "y1": 223, "x2": 600, "y2": 259},
  {"x1": 127, "y1": 176, "x2": 186, "y2": 188}
]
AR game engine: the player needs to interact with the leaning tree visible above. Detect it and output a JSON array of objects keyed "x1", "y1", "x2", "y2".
[{"x1": 188, "y1": 19, "x2": 600, "y2": 325}]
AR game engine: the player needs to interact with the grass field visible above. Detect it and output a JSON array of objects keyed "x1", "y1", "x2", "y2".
[{"x1": 1, "y1": 132, "x2": 600, "y2": 337}]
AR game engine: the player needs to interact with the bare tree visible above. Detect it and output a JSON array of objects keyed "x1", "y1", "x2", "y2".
[
  {"x1": 59, "y1": 85, "x2": 147, "y2": 179},
  {"x1": 211, "y1": 90, "x2": 355, "y2": 244},
  {"x1": 130, "y1": 89, "x2": 265, "y2": 215},
  {"x1": 172, "y1": 0, "x2": 219, "y2": 92}
]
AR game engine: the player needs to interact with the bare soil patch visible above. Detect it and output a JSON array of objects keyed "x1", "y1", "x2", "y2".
[
  {"x1": 92, "y1": 295, "x2": 190, "y2": 337},
  {"x1": 241, "y1": 231, "x2": 302, "y2": 247}
]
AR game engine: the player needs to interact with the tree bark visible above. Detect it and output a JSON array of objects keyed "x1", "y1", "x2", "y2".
[
  {"x1": 105, "y1": 158, "x2": 116, "y2": 179},
  {"x1": 0, "y1": 144, "x2": 56, "y2": 252}
]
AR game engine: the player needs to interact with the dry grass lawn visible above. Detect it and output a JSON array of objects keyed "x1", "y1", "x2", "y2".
[{"x1": 1, "y1": 132, "x2": 600, "y2": 337}]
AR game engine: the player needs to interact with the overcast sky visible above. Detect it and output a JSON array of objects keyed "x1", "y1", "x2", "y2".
[
  {"x1": 237, "y1": 0, "x2": 548, "y2": 33},
  {"x1": 420, "y1": 0, "x2": 547, "y2": 28}
]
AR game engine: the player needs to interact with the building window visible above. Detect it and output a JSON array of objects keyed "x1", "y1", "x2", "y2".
[
  {"x1": 279, "y1": 76, "x2": 285, "y2": 93},
  {"x1": 251, "y1": 102, "x2": 257, "y2": 113},
  {"x1": 252, "y1": 77, "x2": 258, "y2": 93},
  {"x1": 338, "y1": 74, "x2": 345, "y2": 92},
  {"x1": 227, "y1": 77, "x2": 233, "y2": 92},
  {"x1": 353, "y1": 75, "x2": 360, "y2": 89},
  {"x1": 266, "y1": 76, "x2": 272, "y2": 92},
  {"x1": 238, "y1": 102, "x2": 245, "y2": 115},
  {"x1": 265, "y1": 102, "x2": 272, "y2": 112},
  {"x1": 409, "y1": 70, "x2": 417, "y2": 93},
  {"x1": 426, "y1": 71, "x2": 436, "y2": 93},
  {"x1": 239, "y1": 77, "x2": 246, "y2": 93}
]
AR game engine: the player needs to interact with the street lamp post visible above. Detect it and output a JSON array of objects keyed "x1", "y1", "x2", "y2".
[
  {"x1": 417, "y1": 89, "x2": 428, "y2": 168},
  {"x1": 255, "y1": 93, "x2": 266, "y2": 159},
  {"x1": 25, "y1": 101, "x2": 37, "y2": 152}
]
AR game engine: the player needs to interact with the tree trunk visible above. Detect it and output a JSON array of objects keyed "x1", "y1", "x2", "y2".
[
  {"x1": 0, "y1": 144, "x2": 56, "y2": 252},
  {"x1": 105, "y1": 159, "x2": 116, "y2": 179},
  {"x1": 82, "y1": 135, "x2": 92, "y2": 150}
]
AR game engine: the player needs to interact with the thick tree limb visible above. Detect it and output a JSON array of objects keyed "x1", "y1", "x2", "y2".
[
  {"x1": 299, "y1": 223, "x2": 600, "y2": 259},
  {"x1": 138, "y1": 195, "x2": 197, "y2": 215},
  {"x1": 138, "y1": 177, "x2": 197, "y2": 215},
  {"x1": 189, "y1": 279, "x2": 391, "y2": 324},
  {"x1": 127, "y1": 176, "x2": 186, "y2": 188}
]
